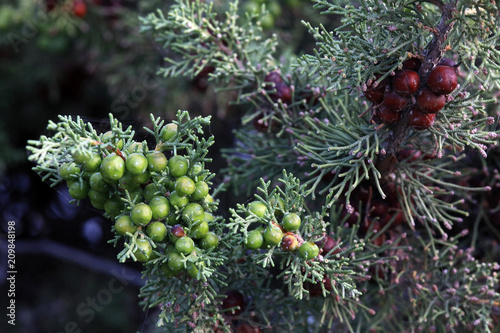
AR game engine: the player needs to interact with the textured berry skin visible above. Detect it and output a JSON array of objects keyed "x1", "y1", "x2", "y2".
[
  {"x1": 416, "y1": 88, "x2": 446, "y2": 113},
  {"x1": 409, "y1": 108, "x2": 436, "y2": 130},
  {"x1": 402, "y1": 58, "x2": 422, "y2": 70},
  {"x1": 364, "y1": 75, "x2": 390, "y2": 104},
  {"x1": 392, "y1": 70, "x2": 420, "y2": 96},
  {"x1": 383, "y1": 89, "x2": 408, "y2": 112},
  {"x1": 378, "y1": 105, "x2": 401, "y2": 124},
  {"x1": 281, "y1": 234, "x2": 299, "y2": 251},
  {"x1": 427, "y1": 66, "x2": 458, "y2": 95}
]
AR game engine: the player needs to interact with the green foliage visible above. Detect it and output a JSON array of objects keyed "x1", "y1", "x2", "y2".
[{"x1": 25, "y1": 0, "x2": 500, "y2": 331}]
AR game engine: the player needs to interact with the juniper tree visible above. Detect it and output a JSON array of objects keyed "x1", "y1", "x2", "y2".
[{"x1": 27, "y1": 0, "x2": 500, "y2": 332}]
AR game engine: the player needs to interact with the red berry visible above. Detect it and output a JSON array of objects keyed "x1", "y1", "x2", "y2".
[
  {"x1": 272, "y1": 82, "x2": 292, "y2": 104},
  {"x1": 171, "y1": 224, "x2": 186, "y2": 238},
  {"x1": 402, "y1": 58, "x2": 422, "y2": 70},
  {"x1": 383, "y1": 89, "x2": 408, "y2": 112},
  {"x1": 364, "y1": 75, "x2": 390, "y2": 104},
  {"x1": 222, "y1": 290, "x2": 246, "y2": 315},
  {"x1": 316, "y1": 235, "x2": 339, "y2": 255},
  {"x1": 409, "y1": 107, "x2": 436, "y2": 130},
  {"x1": 264, "y1": 71, "x2": 283, "y2": 85},
  {"x1": 377, "y1": 104, "x2": 401, "y2": 124},
  {"x1": 371, "y1": 200, "x2": 388, "y2": 217},
  {"x1": 73, "y1": 0, "x2": 87, "y2": 18},
  {"x1": 427, "y1": 66, "x2": 458, "y2": 95},
  {"x1": 416, "y1": 88, "x2": 446, "y2": 113},
  {"x1": 392, "y1": 70, "x2": 420, "y2": 96}
]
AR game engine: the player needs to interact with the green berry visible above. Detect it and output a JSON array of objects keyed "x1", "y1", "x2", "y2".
[
  {"x1": 160, "y1": 123, "x2": 178, "y2": 142},
  {"x1": 190, "y1": 221, "x2": 209, "y2": 239},
  {"x1": 299, "y1": 242, "x2": 320, "y2": 260},
  {"x1": 133, "y1": 239, "x2": 153, "y2": 262},
  {"x1": 174, "y1": 176, "x2": 196, "y2": 196},
  {"x1": 191, "y1": 181, "x2": 209, "y2": 201},
  {"x1": 282, "y1": 213, "x2": 301, "y2": 231},
  {"x1": 147, "y1": 151, "x2": 168, "y2": 172},
  {"x1": 245, "y1": 230, "x2": 264, "y2": 250},
  {"x1": 199, "y1": 231, "x2": 219, "y2": 249},
  {"x1": 89, "y1": 172, "x2": 109, "y2": 192},
  {"x1": 149, "y1": 195, "x2": 170, "y2": 220},
  {"x1": 147, "y1": 221, "x2": 167, "y2": 242},
  {"x1": 130, "y1": 203, "x2": 153, "y2": 226},
  {"x1": 81, "y1": 153, "x2": 102, "y2": 172},
  {"x1": 100, "y1": 154, "x2": 125, "y2": 181},
  {"x1": 169, "y1": 191, "x2": 189, "y2": 209},
  {"x1": 175, "y1": 236, "x2": 195, "y2": 254},
  {"x1": 263, "y1": 225, "x2": 283, "y2": 246},
  {"x1": 68, "y1": 181, "x2": 90, "y2": 200},
  {"x1": 115, "y1": 215, "x2": 137, "y2": 236},
  {"x1": 126, "y1": 153, "x2": 148, "y2": 175},
  {"x1": 182, "y1": 203, "x2": 205, "y2": 224},
  {"x1": 168, "y1": 155, "x2": 189, "y2": 177},
  {"x1": 247, "y1": 201, "x2": 267, "y2": 218}
]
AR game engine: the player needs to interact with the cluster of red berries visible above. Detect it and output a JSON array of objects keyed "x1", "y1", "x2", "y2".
[{"x1": 364, "y1": 57, "x2": 458, "y2": 130}]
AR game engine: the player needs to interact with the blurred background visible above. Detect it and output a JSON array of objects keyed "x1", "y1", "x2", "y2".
[{"x1": 0, "y1": 0, "x2": 328, "y2": 332}]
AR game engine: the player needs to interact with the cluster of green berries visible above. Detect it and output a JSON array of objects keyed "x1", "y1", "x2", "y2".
[
  {"x1": 243, "y1": 200, "x2": 319, "y2": 260},
  {"x1": 58, "y1": 123, "x2": 219, "y2": 278}
]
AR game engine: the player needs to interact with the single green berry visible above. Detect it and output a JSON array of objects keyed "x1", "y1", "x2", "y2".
[
  {"x1": 89, "y1": 172, "x2": 109, "y2": 192},
  {"x1": 100, "y1": 154, "x2": 125, "y2": 181},
  {"x1": 147, "y1": 221, "x2": 167, "y2": 242},
  {"x1": 68, "y1": 181, "x2": 90, "y2": 200},
  {"x1": 167, "y1": 251, "x2": 184, "y2": 273},
  {"x1": 104, "y1": 195, "x2": 124, "y2": 218},
  {"x1": 199, "y1": 232, "x2": 219, "y2": 249},
  {"x1": 191, "y1": 181, "x2": 209, "y2": 201},
  {"x1": 126, "y1": 153, "x2": 148, "y2": 175},
  {"x1": 175, "y1": 236, "x2": 195, "y2": 255},
  {"x1": 190, "y1": 221, "x2": 209, "y2": 239},
  {"x1": 149, "y1": 195, "x2": 170, "y2": 220},
  {"x1": 188, "y1": 163, "x2": 204, "y2": 181},
  {"x1": 118, "y1": 173, "x2": 141, "y2": 192},
  {"x1": 59, "y1": 162, "x2": 81, "y2": 180},
  {"x1": 115, "y1": 215, "x2": 137, "y2": 236},
  {"x1": 282, "y1": 213, "x2": 301, "y2": 231},
  {"x1": 160, "y1": 123, "x2": 178, "y2": 142},
  {"x1": 81, "y1": 153, "x2": 102, "y2": 172},
  {"x1": 147, "y1": 151, "x2": 168, "y2": 172},
  {"x1": 182, "y1": 203, "x2": 205, "y2": 224},
  {"x1": 168, "y1": 155, "x2": 189, "y2": 177},
  {"x1": 169, "y1": 191, "x2": 189, "y2": 209},
  {"x1": 263, "y1": 225, "x2": 283, "y2": 246},
  {"x1": 130, "y1": 203, "x2": 153, "y2": 226},
  {"x1": 144, "y1": 183, "x2": 160, "y2": 202},
  {"x1": 298, "y1": 242, "x2": 320, "y2": 260},
  {"x1": 133, "y1": 239, "x2": 153, "y2": 262},
  {"x1": 187, "y1": 261, "x2": 204, "y2": 279},
  {"x1": 174, "y1": 176, "x2": 196, "y2": 196},
  {"x1": 102, "y1": 131, "x2": 124, "y2": 150},
  {"x1": 245, "y1": 230, "x2": 264, "y2": 250},
  {"x1": 246, "y1": 201, "x2": 267, "y2": 218}
]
